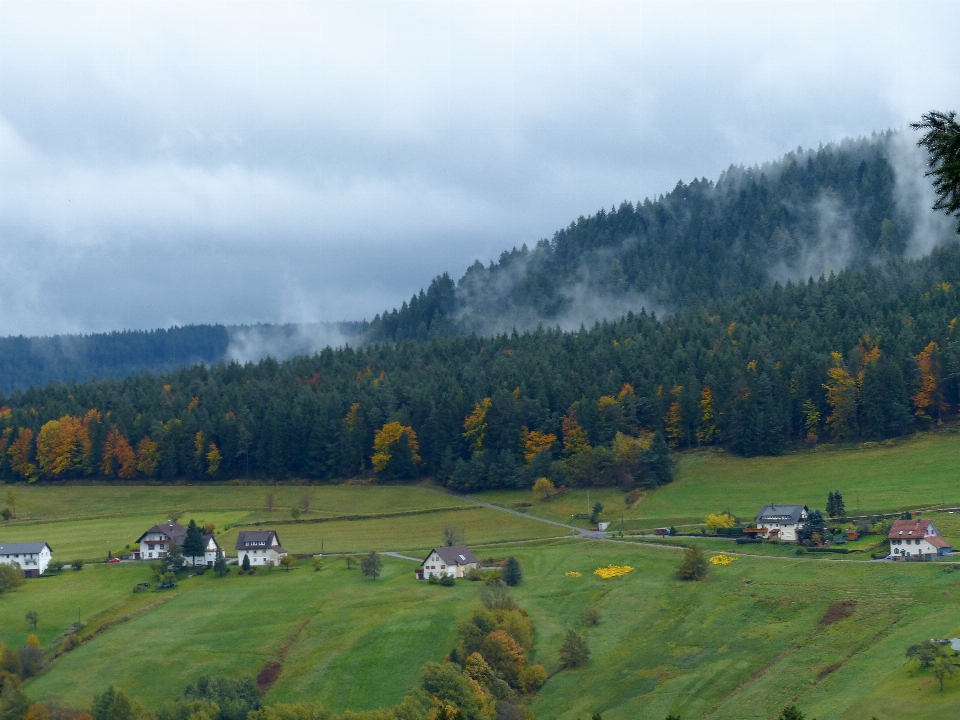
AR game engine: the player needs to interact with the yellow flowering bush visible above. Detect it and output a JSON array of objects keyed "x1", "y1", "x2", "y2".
[
  {"x1": 594, "y1": 564, "x2": 634, "y2": 579},
  {"x1": 565, "y1": 571, "x2": 582, "y2": 577},
  {"x1": 709, "y1": 553, "x2": 738, "y2": 566}
]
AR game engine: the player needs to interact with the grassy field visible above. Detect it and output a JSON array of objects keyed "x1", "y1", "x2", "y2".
[
  {"x1": 475, "y1": 431, "x2": 960, "y2": 530},
  {"x1": 0, "y1": 484, "x2": 565, "y2": 560},
  {"x1": 6, "y1": 434, "x2": 960, "y2": 718},
  {"x1": 6, "y1": 538, "x2": 960, "y2": 719}
]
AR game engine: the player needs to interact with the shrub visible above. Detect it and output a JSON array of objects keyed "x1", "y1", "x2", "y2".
[
  {"x1": 48, "y1": 561, "x2": 64, "y2": 573},
  {"x1": 313, "y1": 557, "x2": 325, "y2": 571},
  {"x1": 705, "y1": 512, "x2": 736, "y2": 533},
  {"x1": 290, "y1": 506, "x2": 301, "y2": 520},
  {"x1": 61, "y1": 635, "x2": 81, "y2": 653},
  {"x1": 583, "y1": 606, "x2": 603, "y2": 626},
  {"x1": 0, "y1": 507, "x2": 11, "y2": 521},
  {"x1": 0, "y1": 563, "x2": 24, "y2": 594},
  {"x1": 439, "y1": 574, "x2": 456, "y2": 586},
  {"x1": 532, "y1": 477, "x2": 556, "y2": 501},
  {"x1": 676, "y1": 546, "x2": 709, "y2": 581},
  {"x1": 71, "y1": 559, "x2": 84, "y2": 571},
  {"x1": 558, "y1": 630, "x2": 590, "y2": 668},
  {"x1": 518, "y1": 664, "x2": 547, "y2": 694}
]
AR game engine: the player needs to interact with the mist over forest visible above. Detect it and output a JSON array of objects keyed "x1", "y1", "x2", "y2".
[
  {"x1": 1, "y1": 132, "x2": 953, "y2": 394},
  {"x1": 0, "y1": 127, "x2": 959, "y2": 488}
]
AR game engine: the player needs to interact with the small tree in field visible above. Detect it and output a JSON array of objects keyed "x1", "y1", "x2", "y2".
[
  {"x1": 214, "y1": 550, "x2": 229, "y2": 577},
  {"x1": 933, "y1": 654, "x2": 956, "y2": 691},
  {"x1": 676, "y1": 545, "x2": 709, "y2": 581},
  {"x1": 532, "y1": 477, "x2": 555, "y2": 501},
  {"x1": 25, "y1": 610, "x2": 39, "y2": 630},
  {"x1": 502, "y1": 557, "x2": 522, "y2": 586},
  {"x1": 290, "y1": 505, "x2": 301, "y2": 520},
  {"x1": 443, "y1": 526, "x2": 465, "y2": 547},
  {"x1": 360, "y1": 551, "x2": 382, "y2": 580},
  {"x1": 265, "y1": 493, "x2": 275, "y2": 511},
  {"x1": 558, "y1": 630, "x2": 589, "y2": 668},
  {"x1": 298, "y1": 491, "x2": 311, "y2": 513},
  {"x1": 279, "y1": 555, "x2": 295, "y2": 572},
  {"x1": 345, "y1": 555, "x2": 358, "y2": 570},
  {"x1": 777, "y1": 706, "x2": 807, "y2": 720}
]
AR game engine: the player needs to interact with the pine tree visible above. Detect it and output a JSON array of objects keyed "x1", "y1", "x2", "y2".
[
  {"x1": 241, "y1": 553, "x2": 251, "y2": 573},
  {"x1": 502, "y1": 557, "x2": 522, "y2": 586},
  {"x1": 558, "y1": 630, "x2": 590, "y2": 668},
  {"x1": 181, "y1": 519, "x2": 205, "y2": 567},
  {"x1": 834, "y1": 491, "x2": 846, "y2": 519},
  {"x1": 827, "y1": 491, "x2": 837, "y2": 518}
]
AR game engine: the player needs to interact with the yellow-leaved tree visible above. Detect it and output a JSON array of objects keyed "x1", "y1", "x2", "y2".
[
  {"x1": 36, "y1": 414, "x2": 92, "y2": 479},
  {"x1": 523, "y1": 427, "x2": 557, "y2": 464},
  {"x1": 372, "y1": 421, "x2": 421, "y2": 479},
  {"x1": 463, "y1": 398, "x2": 491, "y2": 453},
  {"x1": 705, "y1": 512, "x2": 737, "y2": 533}
]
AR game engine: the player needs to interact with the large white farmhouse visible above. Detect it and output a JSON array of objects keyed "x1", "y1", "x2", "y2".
[
  {"x1": 236, "y1": 530, "x2": 287, "y2": 567},
  {"x1": 0, "y1": 542, "x2": 52, "y2": 578},
  {"x1": 748, "y1": 504, "x2": 809, "y2": 542},
  {"x1": 134, "y1": 522, "x2": 186, "y2": 560},
  {"x1": 888, "y1": 519, "x2": 952, "y2": 561},
  {"x1": 416, "y1": 546, "x2": 479, "y2": 580}
]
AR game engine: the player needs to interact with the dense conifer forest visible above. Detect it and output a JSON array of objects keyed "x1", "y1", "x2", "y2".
[{"x1": 1, "y1": 127, "x2": 959, "y2": 489}]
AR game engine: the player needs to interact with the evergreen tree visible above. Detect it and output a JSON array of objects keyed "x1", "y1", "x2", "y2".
[
  {"x1": 502, "y1": 557, "x2": 522, "y2": 587},
  {"x1": 241, "y1": 554, "x2": 251, "y2": 573},
  {"x1": 213, "y1": 550, "x2": 229, "y2": 577},
  {"x1": 676, "y1": 546, "x2": 709, "y2": 581},
  {"x1": 558, "y1": 630, "x2": 590, "y2": 668},
  {"x1": 181, "y1": 520, "x2": 205, "y2": 567}
]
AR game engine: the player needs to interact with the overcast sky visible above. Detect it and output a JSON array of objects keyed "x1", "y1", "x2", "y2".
[{"x1": 0, "y1": 1, "x2": 958, "y2": 337}]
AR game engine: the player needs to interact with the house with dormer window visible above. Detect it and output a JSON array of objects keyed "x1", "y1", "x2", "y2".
[
  {"x1": 744, "y1": 504, "x2": 809, "y2": 542},
  {"x1": 236, "y1": 530, "x2": 287, "y2": 567},
  {"x1": 135, "y1": 522, "x2": 187, "y2": 560},
  {"x1": 416, "y1": 546, "x2": 479, "y2": 580},
  {"x1": 888, "y1": 519, "x2": 952, "y2": 561}
]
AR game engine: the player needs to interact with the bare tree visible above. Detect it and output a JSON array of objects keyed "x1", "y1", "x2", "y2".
[
  {"x1": 443, "y1": 526, "x2": 464, "y2": 546},
  {"x1": 299, "y1": 491, "x2": 311, "y2": 513},
  {"x1": 265, "y1": 493, "x2": 276, "y2": 512}
]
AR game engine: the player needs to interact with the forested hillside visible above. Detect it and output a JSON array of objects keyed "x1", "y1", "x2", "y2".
[
  {"x1": 368, "y1": 134, "x2": 949, "y2": 341},
  {"x1": 3, "y1": 243, "x2": 960, "y2": 489},
  {"x1": 0, "y1": 322, "x2": 364, "y2": 392}
]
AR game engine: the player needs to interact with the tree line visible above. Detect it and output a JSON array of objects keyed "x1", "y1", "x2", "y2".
[{"x1": 1, "y1": 243, "x2": 960, "y2": 487}]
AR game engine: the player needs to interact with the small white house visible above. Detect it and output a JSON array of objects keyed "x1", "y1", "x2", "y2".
[
  {"x1": 417, "y1": 546, "x2": 479, "y2": 580},
  {"x1": 0, "y1": 542, "x2": 52, "y2": 578},
  {"x1": 135, "y1": 522, "x2": 187, "y2": 560},
  {"x1": 888, "y1": 519, "x2": 952, "y2": 561},
  {"x1": 236, "y1": 530, "x2": 287, "y2": 567},
  {"x1": 749, "y1": 504, "x2": 809, "y2": 542}
]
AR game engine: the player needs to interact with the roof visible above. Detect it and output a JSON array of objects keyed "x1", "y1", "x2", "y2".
[
  {"x1": 0, "y1": 542, "x2": 51, "y2": 555},
  {"x1": 135, "y1": 522, "x2": 186, "y2": 544},
  {"x1": 888, "y1": 519, "x2": 946, "y2": 542},
  {"x1": 756, "y1": 505, "x2": 808, "y2": 524},
  {"x1": 203, "y1": 534, "x2": 221, "y2": 550},
  {"x1": 423, "y1": 546, "x2": 479, "y2": 567},
  {"x1": 236, "y1": 530, "x2": 281, "y2": 550}
]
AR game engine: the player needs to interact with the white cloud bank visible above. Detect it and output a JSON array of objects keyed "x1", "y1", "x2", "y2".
[{"x1": 0, "y1": 1, "x2": 958, "y2": 336}]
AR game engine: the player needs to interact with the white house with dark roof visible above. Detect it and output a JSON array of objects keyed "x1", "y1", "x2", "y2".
[
  {"x1": 417, "y1": 546, "x2": 479, "y2": 580},
  {"x1": 888, "y1": 519, "x2": 952, "y2": 561},
  {"x1": 135, "y1": 521, "x2": 187, "y2": 560},
  {"x1": 747, "y1": 504, "x2": 809, "y2": 542},
  {"x1": 236, "y1": 530, "x2": 287, "y2": 567},
  {"x1": 0, "y1": 542, "x2": 52, "y2": 578}
]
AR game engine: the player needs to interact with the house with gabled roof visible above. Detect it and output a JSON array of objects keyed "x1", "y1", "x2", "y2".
[
  {"x1": 744, "y1": 504, "x2": 808, "y2": 542},
  {"x1": 135, "y1": 522, "x2": 186, "y2": 560},
  {"x1": 888, "y1": 518, "x2": 952, "y2": 561},
  {"x1": 0, "y1": 542, "x2": 52, "y2": 577},
  {"x1": 416, "y1": 546, "x2": 479, "y2": 580},
  {"x1": 236, "y1": 530, "x2": 287, "y2": 567}
]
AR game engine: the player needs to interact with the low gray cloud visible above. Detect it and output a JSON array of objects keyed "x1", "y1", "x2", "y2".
[{"x1": 0, "y1": 1, "x2": 958, "y2": 337}]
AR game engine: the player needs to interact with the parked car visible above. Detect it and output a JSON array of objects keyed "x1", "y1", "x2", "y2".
[{"x1": 108, "y1": 557, "x2": 122, "y2": 563}]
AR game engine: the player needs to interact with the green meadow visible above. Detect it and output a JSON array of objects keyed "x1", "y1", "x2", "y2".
[
  {"x1": 475, "y1": 430, "x2": 960, "y2": 530},
  {"x1": 4, "y1": 434, "x2": 960, "y2": 717}
]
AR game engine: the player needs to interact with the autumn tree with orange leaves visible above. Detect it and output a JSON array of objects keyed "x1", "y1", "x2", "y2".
[
  {"x1": 912, "y1": 341, "x2": 945, "y2": 422},
  {"x1": 102, "y1": 427, "x2": 137, "y2": 479}
]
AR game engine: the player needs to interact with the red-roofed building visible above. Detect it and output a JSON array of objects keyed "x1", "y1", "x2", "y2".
[{"x1": 887, "y1": 519, "x2": 952, "y2": 561}]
